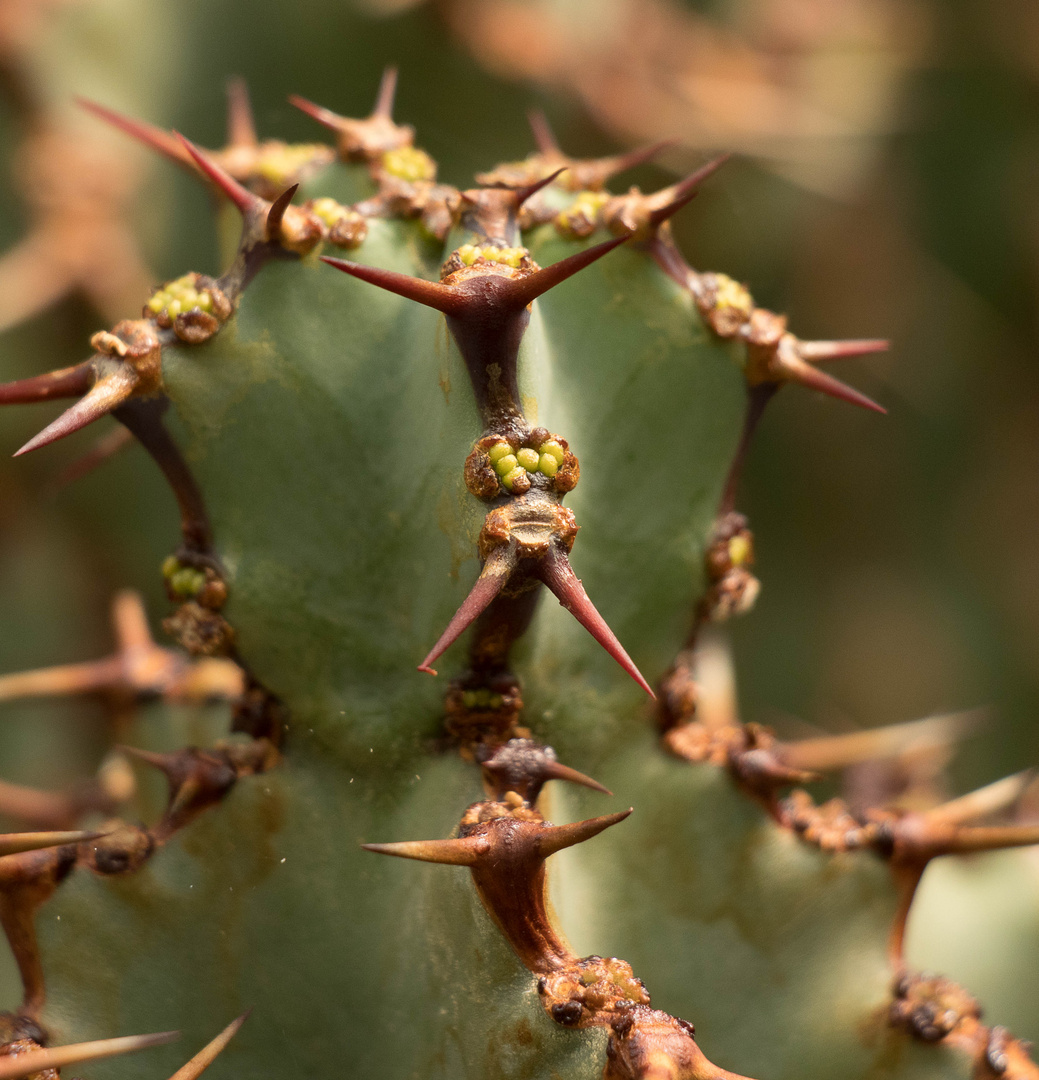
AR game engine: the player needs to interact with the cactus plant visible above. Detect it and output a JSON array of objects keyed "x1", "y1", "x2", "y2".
[{"x1": 1, "y1": 60, "x2": 1039, "y2": 1080}]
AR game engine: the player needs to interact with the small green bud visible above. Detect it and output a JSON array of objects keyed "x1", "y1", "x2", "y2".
[
  {"x1": 494, "y1": 454, "x2": 518, "y2": 477},
  {"x1": 380, "y1": 146, "x2": 437, "y2": 183},
  {"x1": 539, "y1": 441, "x2": 565, "y2": 466},
  {"x1": 457, "y1": 244, "x2": 481, "y2": 267},
  {"x1": 500, "y1": 466, "x2": 527, "y2": 491},
  {"x1": 728, "y1": 534, "x2": 751, "y2": 567},
  {"x1": 169, "y1": 566, "x2": 207, "y2": 598},
  {"x1": 161, "y1": 555, "x2": 180, "y2": 579},
  {"x1": 538, "y1": 453, "x2": 559, "y2": 477},
  {"x1": 166, "y1": 299, "x2": 182, "y2": 318},
  {"x1": 487, "y1": 441, "x2": 512, "y2": 465},
  {"x1": 516, "y1": 448, "x2": 540, "y2": 471}
]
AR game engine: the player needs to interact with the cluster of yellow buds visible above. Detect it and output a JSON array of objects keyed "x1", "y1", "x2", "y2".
[
  {"x1": 378, "y1": 145, "x2": 437, "y2": 183},
  {"x1": 253, "y1": 142, "x2": 335, "y2": 190},
  {"x1": 554, "y1": 191, "x2": 609, "y2": 239},
  {"x1": 488, "y1": 438, "x2": 566, "y2": 492},
  {"x1": 146, "y1": 274, "x2": 216, "y2": 321},
  {"x1": 455, "y1": 244, "x2": 528, "y2": 269}
]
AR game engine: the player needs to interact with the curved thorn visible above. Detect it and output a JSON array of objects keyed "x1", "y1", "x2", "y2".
[
  {"x1": 798, "y1": 338, "x2": 889, "y2": 363},
  {"x1": 76, "y1": 98, "x2": 191, "y2": 167},
  {"x1": 0, "y1": 1032, "x2": 179, "y2": 1080},
  {"x1": 14, "y1": 367, "x2": 138, "y2": 457},
  {"x1": 0, "y1": 829, "x2": 103, "y2": 857},
  {"x1": 362, "y1": 835, "x2": 488, "y2": 866},
  {"x1": 266, "y1": 184, "x2": 300, "y2": 243},
  {"x1": 225, "y1": 77, "x2": 257, "y2": 149},
  {"x1": 526, "y1": 109, "x2": 560, "y2": 155},
  {"x1": 505, "y1": 234, "x2": 629, "y2": 309},
  {"x1": 538, "y1": 546, "x2": 654, "y2": 698},
  {"x1": 174, "y1": 132, "x2": 257, "y2": 216},
  {"x1": 540, "y1": 760, "x2": 613, "y2": 796},
  {"x1": 167, "y1": 1011, "x2": 251, "y2": 1080},
  {"x1": 0, "y1": 658, "x2": 122, "y2": 701},
  {"x1": 777, "y1": 353, "x2": 886, "y2": 414},
  {"x1": 647, "y1": 154, "x2": 732, "y2": 228},
  {"x1": 320, "y1": 256, "x2": 468, "y2": 316},
  {"x1": 927, "y1": 770, "x2": 1035, "y2": 827},
  {"x1": 373, "y1": 66, "x2": 399, "y2": 119},
  {"x1": 287, "y1": 94, "x2": 343, "y2": 132},
  {"x1": 0, "y1": 362, "x2": 93, "y2": 405},
  {"x1": 418, "y1": 546, "x2": 516, "y2": 675},
  {"x1": 512, "y1": 167, "x2": 567, "y2": 208},
  {"x1": 537, "y1": 808, "x2": 633, "y2": 857}
]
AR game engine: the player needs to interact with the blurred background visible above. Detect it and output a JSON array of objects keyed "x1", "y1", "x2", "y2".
[{"x1": 1, "y1": 0, "x2": 1038, "y2": 1036}]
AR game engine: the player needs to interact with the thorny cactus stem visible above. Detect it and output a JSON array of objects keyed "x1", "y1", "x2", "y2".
[{"x1": 0, "y1": 69, "x2": 1037, "y2": 1080}]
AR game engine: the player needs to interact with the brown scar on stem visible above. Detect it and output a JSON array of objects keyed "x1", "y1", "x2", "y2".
[{"x1": 889, "y1": 973, "x2": 1039, "y2": 1080}]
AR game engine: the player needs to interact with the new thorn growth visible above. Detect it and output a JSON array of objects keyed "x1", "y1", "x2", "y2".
[
  {"x1": 0, "y1": 1031, "x2": 179, "y2": 1080},
  {"x1": 539, "y1": 546, "x2": 655, "y2": 698},
  {"x1": 478, "y1": 738, "x2": 613, "y2": 803},
  {"x1": 166, "y1": 1011, "x2": 251, "y2": 1080}
]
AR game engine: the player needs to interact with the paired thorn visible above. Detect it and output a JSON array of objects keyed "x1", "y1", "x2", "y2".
[
  {"x1": 367, "y1": 807, "x2": 630, "y2": 973},
  {"x1": 0, "y1": 1031, "x2": 179, "y2": 1080},
  {"x1": 175, "y1": 132, "x2": 257, "y2": 216},
  {"x1": 746, "y1": 318, "x2": 888, "y2": 414},
  {"x1": 289, "y1": 66, "x2": 411, "y2": 162},
  {"x1": 0, "y1": 830, "x2": 103, "y2": 857},
  {"x1": 362, "y1": 836, "x2": 486, "y2": 866},
  {"x1": 166, "y1": 1011, "x2": 250, "y2": 1080},
  {"x1": 418, "y1": 546, "x2": 515, "y2": 675},
  {"x1": 322, "y1": 233, "x2": 627, "y2": 318},
  {"x1": 0, "y1": 590, "x2": 244, "y2": 707},
  {"x1": 365, "y1": 810, "x2": 632, "y2": 865},
  {"x1": 77, "y1": 97, "x2": 192, "y2": 168},
  {"x1": 372, "y1": 66, "x2": 399, "y2": 119},
  {"x1": 926, "y1": 770, "x2": 1034, "y2": 826},
  {"x1": 13, "y1": 363, "x2": 138, "y2": 457},
  {"x1": 0, "y1": 362, "x2": 93, "y2": 406},
  {"x1": 539, "y1": 547, "x2": 654, "y2": 698},
  {"x1": 644, "y1": 154, "x2": 731, "y2": 229},
  {"x1": 779, "y1": 709, "x2": 984, "y2": 774},
  {"x1": 225, "y1": 77, "x2": 257, "y2": 150}
]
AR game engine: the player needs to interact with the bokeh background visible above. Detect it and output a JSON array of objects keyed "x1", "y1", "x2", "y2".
[{"x1": 1, "y1": 0, "x2": 1038, "y2": 1043}]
